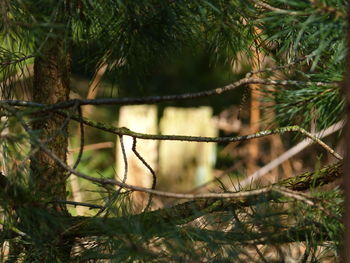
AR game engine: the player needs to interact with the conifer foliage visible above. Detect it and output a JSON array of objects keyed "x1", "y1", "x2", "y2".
[{"x1": 0, "y1": 0, "x2": 346, "y2": 262}]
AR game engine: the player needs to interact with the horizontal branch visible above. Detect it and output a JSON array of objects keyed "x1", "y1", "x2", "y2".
[
  {"x1": 54, "y1": 200, "x2": 104, "y2": 209},
  {"x1": 1, "y1": 77, "x2": 337, "y2": 111},
  {"x1": 254, "y1": 1, "x2": 301, "y2": 15},
  {"x1": 278, "y1": 161, "x2": 343, "y2": 191},
  {"x1": 180, "y1": 226, "x2": 332, "y2": 245},
  {"x1": 41, "y1": 139, "x2": 343, "y2": 199},
  {"x1": 65, "y1": 162, "x2": 342, "y2": 238},
  {"x1": 2, "y1": 161, "x2": 342, "y2": 239},
  {"x1": 52, "y1": 111, "x2": 341, "y2": 161}
]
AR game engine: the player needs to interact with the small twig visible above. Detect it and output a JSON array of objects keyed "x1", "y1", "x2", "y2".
[
  {"x1": 272, "y1": 186, "x2": 337, "y2": 220},
  {"x1": 273, "y1": 187, "x2": 315, "y2": 206},
  {"x1": 254, "y1": 1, "x2": 301, "y2": 15},
  {"x1": 0, "y1": 55, "x2": 34, "y2": 66},
  {"x1": 72, "y1": 105, "x2": 84, "y2": 170},
  {"x1": 54, "y1": 200, "x2": 103, "y2": 209},
  {"x1": 37, "y1": 145, "x2": 278, "y2": 199},
  {"x1": 132, "y1": 138, "x2": 157, "y2": 212},
  {"x1": 119, "y1": 135, "x2": 128, "y2": 186},
  {"x1": 8, "y1": 139, "x2": 303, "y2": 200}
]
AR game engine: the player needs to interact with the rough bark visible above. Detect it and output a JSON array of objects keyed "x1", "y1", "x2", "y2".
[
  {"x1": 30, "y1": 37, "x2": 70, "y2": 210},
  {"x1": 27, "y1": 11, "x2": 72, "y2": 260}
]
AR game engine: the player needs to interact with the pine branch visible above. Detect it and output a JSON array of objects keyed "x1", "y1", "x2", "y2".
[
  {"x1": 278, "y1": 162, "x2": 343, "y2": 191},
  {"x1": 53, "y1": 112, "x2": 342, "y2": 160},
  {"x1": 1, "y1": 77, "x2": 337, "y2": 111},
  {"x1": 63, "y1": 162, "x2": 342, "y2": 238},
  {"x1": 1, "y1": 161, "x2": 342, "y2": 242}
]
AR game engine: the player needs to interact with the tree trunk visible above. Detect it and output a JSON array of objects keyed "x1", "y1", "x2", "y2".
[
  {"x1": 30, "y1": 37, "x2": 70, "y2": 210},
  {"x1": 28, "y1": 30, "x2": 72, "y2": 261}
]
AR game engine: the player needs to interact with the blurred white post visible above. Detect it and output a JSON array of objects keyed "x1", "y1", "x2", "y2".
[
  {"x1": 158, "y1": 107, "x2": 217, "y2": 192},
  {"x1": 116, "y1": 105, "x2": 158, "y2": 211}
]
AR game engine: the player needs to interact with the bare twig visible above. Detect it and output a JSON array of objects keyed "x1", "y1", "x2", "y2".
[
  {"x1": 14, "y1": 138, "x2": 325, "y2": 200},
  {"x1": 54, "y1": 200, "x2": 104, "y2": 209},
  {"x1": 72, "y1": 105, "x2": 84, "y2": 170},
  {"x1": 273, "y1": 187, "x2": 315, "y2": 206},
  {"x1": 65, "y1": 115, "x2": 343, "y2": 160},
  {"x1": 119, "y1": 135, "x2": 128, "y2": 185},
  {"x1": 4, "y1": 112, "x2": 275, "y2": 200},
  {"x1": 1, "y1": 77, "x2": 337, "y2": 111},
  {"x1": 132, "y1": 138, "x2": 157, "y2": 212}
]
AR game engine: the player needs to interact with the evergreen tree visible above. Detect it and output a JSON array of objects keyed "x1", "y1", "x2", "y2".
[{"x1": 0, "y1": 0, "x2": 346, "y2": 262}]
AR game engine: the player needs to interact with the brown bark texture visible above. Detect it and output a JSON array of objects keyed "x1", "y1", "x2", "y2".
[{"x1": 30, "y1": 37, "x2": 70, "y2": 208}]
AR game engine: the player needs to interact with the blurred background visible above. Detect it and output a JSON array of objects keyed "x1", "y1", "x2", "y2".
[{"x1": 66, "y1": 46, "x2": 341, "y2": 215}]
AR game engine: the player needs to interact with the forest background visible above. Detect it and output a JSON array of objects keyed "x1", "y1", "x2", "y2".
[{"x1": 0, "y1": 0, "x2": 348, "y2": 262}]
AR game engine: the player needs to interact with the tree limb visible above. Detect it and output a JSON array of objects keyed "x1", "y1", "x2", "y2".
[{"x1": 1, "y1": 77, "x2": 337, "y2": 111}]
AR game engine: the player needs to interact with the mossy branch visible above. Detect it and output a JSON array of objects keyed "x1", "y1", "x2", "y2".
[{"x1": 64, "y1": 162, "x2": 342, "y2": 238}]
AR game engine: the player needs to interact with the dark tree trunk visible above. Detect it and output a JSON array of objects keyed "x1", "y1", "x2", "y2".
[
  {"x1": 30, "y1": 38, "x2": 70, "y2": 210},
  {"x1": 28, "y1": 19, "x2": 73, "y2": 260}
]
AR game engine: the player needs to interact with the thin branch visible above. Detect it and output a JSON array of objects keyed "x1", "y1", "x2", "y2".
[
  {"x1": 46, "y1": 144, "x2": 276, "y2": 199},
  {"x1": 1, "y1": 77, "x2": 337, "y2": 111},
  {"x1": 13, "y1": 123, "x2": 275, "y2": 199},
  {"x1": 5, "y1": 103, "x2": 343, "y2": 200},
  {"x1": 93, "y1": 135, "x2": 130, "y2": 214},
  {"x1": 119, "y1": 135, "x2": 128, "y2": 186},
  {"x1": 278, "y1": 161, "x2": 342, "y2": 191},
  {"x1": 72, "y1": 105, "x2": 84, "y2": 170},
  {"x1": 273, "y1": 187, "x2": 315, "y2": 206},
  {"x1": 254, "y1": 1, "x2": 301, "y2": 15},
  {"x1": 14, "y1": 139, "x2": 321, "y2": 200},
  {"x1": 54, "y1": 200, "x2": 104, "y2": 209},
  {"x1": 131, "y1": 138, "x2": 156, "y2": 212},
  {"x1": 64, "y1": 114, "x2": 343, "y2": 160},
  {"x1": 95, "y1": 135, "x2": 130, "y2": 215},
  {"x1": 36, "y1": 136, "x2": 344, "y2": 201},
  {"x1": 0, "y1": 55, "x2": 34, "y2": 66}
]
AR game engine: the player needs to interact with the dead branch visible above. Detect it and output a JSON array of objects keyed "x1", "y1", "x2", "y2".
[
  {"x1": 1, "y1": 77, "x2": 337, "y2": 111},
  {"x1": 65, "y1": 115, "x2": 343, "y2": 160}
]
